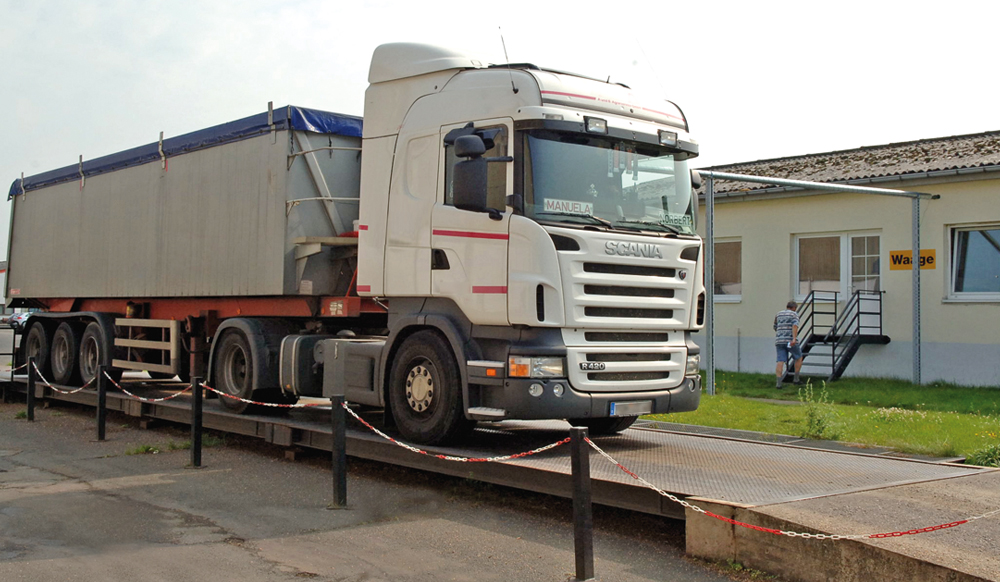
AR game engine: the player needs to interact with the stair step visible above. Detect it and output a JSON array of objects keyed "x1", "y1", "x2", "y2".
[{"x1": 467, "y1": 407, "x2": 507, "y2": 420}]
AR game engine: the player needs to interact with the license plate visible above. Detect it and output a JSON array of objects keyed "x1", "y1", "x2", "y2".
[{"x1": 610, "y1": 400, "x2": 652, "y2": 417}]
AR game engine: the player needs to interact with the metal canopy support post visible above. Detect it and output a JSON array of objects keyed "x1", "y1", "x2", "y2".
[
  {"x1": 698, "y1": 171, "x2": 936, "y2": 386},
  {"x1": 912, "y1": 197, "x2": 921, "y2": 385},
  {"x1": 704, "y1": 176, "x2": 716, "y2": 396}
]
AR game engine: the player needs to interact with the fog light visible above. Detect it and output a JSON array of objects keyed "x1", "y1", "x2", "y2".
[
  {"x1": 552, "y1": 383, "x2": 565, "y2": 398},
  {"x1": 528, "y1": 383, "x2": 544, "y2": 397},
  {"x1": 584, "y1": 116, "x2": 607, "y2": 134},
  {"x1": 658, "y1": 130, "x2": 677, "y2": 146},
  {"x1": 686, "y1": 354, "x2": 701, "y2": 376}
]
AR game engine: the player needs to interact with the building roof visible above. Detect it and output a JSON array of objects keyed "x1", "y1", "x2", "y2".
[{"x1": 699, "y1": 130, "x2": 1000, "y2": 195}]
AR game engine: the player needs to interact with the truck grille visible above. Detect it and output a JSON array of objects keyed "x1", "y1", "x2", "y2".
[
  {"x1": 584, "y1": 332, "x2": 670, "y2": 342},
  {"x1": 583, "y1": 262, "x2": 675, "y2": 278},
  {"x1": 584, "y1": 307, "x2": 673, "y2": 319},
  {"x1": 587, "y1": 371, "x2": 672, "y2": 382},
  {"x1": 584, "y1": 285, "x2": 674, "y2": 298},
  {"x1": 565, "y1": 343, "x2": 684, "y2": 392}
]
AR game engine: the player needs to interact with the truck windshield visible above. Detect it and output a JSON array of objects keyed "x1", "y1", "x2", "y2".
[{"x1": 522, "y1": 130, "x2": 695, "y2": 235}]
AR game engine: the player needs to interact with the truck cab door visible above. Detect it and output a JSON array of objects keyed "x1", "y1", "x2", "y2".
[{"x1": 431, "y1": 120, "x2": 512, "y2": 326}]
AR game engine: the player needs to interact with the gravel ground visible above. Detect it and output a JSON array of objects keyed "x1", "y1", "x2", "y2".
[{"x1": 0, "y1": 396, "x2": 757, "y2": 582}]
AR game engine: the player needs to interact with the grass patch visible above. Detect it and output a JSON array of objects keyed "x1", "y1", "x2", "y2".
[
  {"x1": 647, "y1": 380, "x2": 1000, "y2": 458},
  {"x1": 125, "y1": 444, "x2": 161, "y2": 455},
  {"x1": 14, "y1": 410, "x2": 27, "y2": 419},
  {"x1": 710, "y1": 371, "x2": 1000, "y2": 415},
  {"x1": 165, "y1": 434, "x2": 226, "y2": 452}
]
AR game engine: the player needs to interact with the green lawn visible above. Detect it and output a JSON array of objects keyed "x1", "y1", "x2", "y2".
[{"x1": 644, "y1": 372, "x2": 1000, "y2": 464}]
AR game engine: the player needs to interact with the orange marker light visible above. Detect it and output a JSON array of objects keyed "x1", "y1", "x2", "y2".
[
  {"x1": 509, "y1": 356, "x2": 530, "y2": 377},
  {"x1": 486, "y1": 369, "x2": 497, "y2": 377}
]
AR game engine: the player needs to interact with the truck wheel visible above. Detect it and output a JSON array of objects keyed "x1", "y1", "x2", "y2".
[
  {"x1": 24, "y1": 323, "x2": 52, "y2": 380},
  {"x1": 51, "y1": 322, "x2": 83, "y2": 385},
  {"x1": 213, "y1": 329, "x2": 253, "y2": 413},
  {"x1": 388, "y1": 330, "x2": 473, "y2": 445},
  {"x1": 568, "y1": 415, "x2": 639, "y2": 435},
  {"x1": 79, "y1": 322, "x2": 123, "y2": 386}
]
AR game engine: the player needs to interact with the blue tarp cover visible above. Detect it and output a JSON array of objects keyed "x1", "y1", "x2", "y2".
[{"x1": 8, "y1": 106, "x2": 363, "y2": 199}]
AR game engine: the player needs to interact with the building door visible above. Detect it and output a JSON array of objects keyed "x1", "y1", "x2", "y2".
[{"x1": 848, "y1": 234, "x2": 881, "y2": 334}]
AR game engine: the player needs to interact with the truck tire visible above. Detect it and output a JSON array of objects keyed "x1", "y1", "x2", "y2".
[
  {"x1": 213, "y1": 329, "x2": 254, "y2": 413},
  {"x1": 568, "y1": 415, "x2": 638, "y2": 435},
  {"x1": 79, "y1": 321, "x2": 123, "y2": 387},
  {"x1": 388, "y1": 330, "x2": 474, "y2": 445},
  {"x1": 24, "y1": 323, "x2": 52, "y2": 380},
  {"x1": 51, "y1": 322, "x2": 83, "y2": 386}
]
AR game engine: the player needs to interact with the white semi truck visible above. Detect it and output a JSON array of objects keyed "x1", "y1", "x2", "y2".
[{"x1": 7, "y1": 43, "x2": 705, "y2": 444}]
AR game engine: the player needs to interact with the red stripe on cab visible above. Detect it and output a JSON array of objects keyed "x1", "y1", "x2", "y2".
[
  {"x1": 357, "y1": 285, "x2": 371, "y2": 292},
  {"x1": 472, "y1": 286, "x2": 507, "y2": 294},
  {"x1": 433, "y1": 229, "x2": 508, "y2": 240}
]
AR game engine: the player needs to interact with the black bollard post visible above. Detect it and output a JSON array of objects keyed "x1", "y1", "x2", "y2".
[
  {"x1": 97, "y1": 365, "x2": 107, "y2": 441},
  {"x1": 329, "y1": 395, "x2": 347, "y2": 509},
  {"x1": 190, "y1": 376, "x2": 203, "y2": 468},
  {"x1": 26, "y1": 356, "x2": 36, "y2": 422},
  {"x1": 570, "y1": 426, "x2": 595, "y2": 582}
]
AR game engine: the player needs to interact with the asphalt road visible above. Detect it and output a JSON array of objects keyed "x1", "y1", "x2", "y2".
[{"x1": 0, "y1": 397, "x2": 748, "y2": 582}]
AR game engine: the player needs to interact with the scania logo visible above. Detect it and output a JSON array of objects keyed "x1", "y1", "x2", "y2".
[{"x1": 604, "y1": 241, "x2": 663, "y2": 259}]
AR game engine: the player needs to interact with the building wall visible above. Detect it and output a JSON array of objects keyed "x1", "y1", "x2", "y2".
[{"x1": 696, "y1": 173, "x2": 1000, "y2": 387}]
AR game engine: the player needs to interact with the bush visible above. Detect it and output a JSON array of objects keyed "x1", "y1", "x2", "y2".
[
  {"x1": 966, "y1": 444, "x2": 1000, "y2": 467},
  {"x1": 798, "y1": 382, "x2": 840, "y2": 440}
]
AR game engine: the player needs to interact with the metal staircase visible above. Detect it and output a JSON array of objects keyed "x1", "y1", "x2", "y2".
[{"x1": 786, "y1": 290, "x2": 891, "y2": 382}]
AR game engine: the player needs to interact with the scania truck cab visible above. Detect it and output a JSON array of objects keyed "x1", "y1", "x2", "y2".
[{"x1": 349, "y1": 44, "x2": 704, "y2": 443}]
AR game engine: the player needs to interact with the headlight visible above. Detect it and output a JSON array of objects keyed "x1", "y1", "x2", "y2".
[
  {"x1": 685, "y1": 354, "x2": 701, "y2": 376},
  {"x1": 508, "y1": 356, "x2": 565, "y2": 378}
]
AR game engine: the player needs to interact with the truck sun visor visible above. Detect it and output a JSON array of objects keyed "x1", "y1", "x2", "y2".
[{"x1": 8, "y1": 106, "x2": 363, "y2": 199}]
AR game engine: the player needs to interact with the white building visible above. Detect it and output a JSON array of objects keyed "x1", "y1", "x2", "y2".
[{"x1": 698, "y1": 131, "x2": 1000, "y2": 387}]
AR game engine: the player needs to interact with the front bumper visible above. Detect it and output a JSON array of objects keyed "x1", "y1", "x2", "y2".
[{"x1": 483, "y1": 373, "x2": 702, "y2": 420}]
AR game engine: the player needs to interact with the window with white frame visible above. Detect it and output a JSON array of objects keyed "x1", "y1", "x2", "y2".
[
  {"x1": 950, "y1": 224, "x2": 1000, "y2": 300},
  {"x1": 714, "y1": 239, "x2": 742, "y2": 300},
  {"x1": 794, "y1": 232, "x2": 881, "y2": 300}
]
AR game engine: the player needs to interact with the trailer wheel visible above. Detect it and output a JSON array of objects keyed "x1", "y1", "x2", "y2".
[
  {"x1": 24, "y1": 323, "x2": 52, "y2": 380},
  {"x1": 79, "y1": 321, "x2": 122, "y2": 386},
  {"x1": 388, "y1": 330, "x2": 473, "y2": 445},
  {"x1": 51, "y1": 322, "x2": 83, "y2": 385},
  {"x1": 568, "y1": 415, "x2": 638, "y2": 435},
  {"x1": 213, "y1": 329, "x2": 254, "y2": 413}
]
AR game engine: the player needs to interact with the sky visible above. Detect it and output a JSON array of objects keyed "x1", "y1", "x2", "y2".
[{"x1": 3, "y1": 0, "x2": 1000, "y2": 260}]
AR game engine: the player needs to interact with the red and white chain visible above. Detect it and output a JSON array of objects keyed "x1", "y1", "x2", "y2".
[
  {"x1": 30, "y1": 361, "x2": 95, "y2": 395},
  {"x1": 202, "y1": 384, "x2": 329, "y2": 408},
  {"x1": 341, "y1": 403, "x2": 570, "y2": 462},
  {"x1": 8, "y1": 362, "x2": 28, "y2": 373},
  {"x1": 102, "y1": 371, "x2": 191, "y2": 402},
  {"x1": 585, "y1": 437, "x2": 1000, "y2": 541}
]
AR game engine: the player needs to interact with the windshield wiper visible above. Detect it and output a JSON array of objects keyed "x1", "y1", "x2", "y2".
[
  {"x1": 535, "y1": 211, "x2": 614, "y2": 228},
  {"x1": 614, "y1": 219, "x2": 683, "y2": 235}
]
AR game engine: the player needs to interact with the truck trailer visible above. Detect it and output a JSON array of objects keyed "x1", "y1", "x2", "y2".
[{"x1": 6, "y1": 43, "x2": 705, "y2": 444}]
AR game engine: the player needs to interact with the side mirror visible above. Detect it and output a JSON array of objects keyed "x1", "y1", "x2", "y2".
[
  {"x1": 454, "y1": 135, "x2": 487, "y2": 159},
  {"x1": 453, "y1": 157, "x2": 488, "y2": 212},
  {"x1": 690, "y1": 169, "x2": 703, "y2": 190}
]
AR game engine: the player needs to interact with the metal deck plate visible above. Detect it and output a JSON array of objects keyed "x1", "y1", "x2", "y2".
[{"x1": 7, "y1": 378, "x2": 986, "y2": 517}]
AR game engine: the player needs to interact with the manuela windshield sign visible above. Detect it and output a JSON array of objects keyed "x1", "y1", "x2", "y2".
[{"x1": 605, "y1": 241, "x2": 663, "y2": 259}]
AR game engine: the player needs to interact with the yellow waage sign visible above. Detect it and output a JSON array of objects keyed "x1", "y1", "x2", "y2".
[{"x1": 889, "y1": 249, "x2": 936, "y2": 270}]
